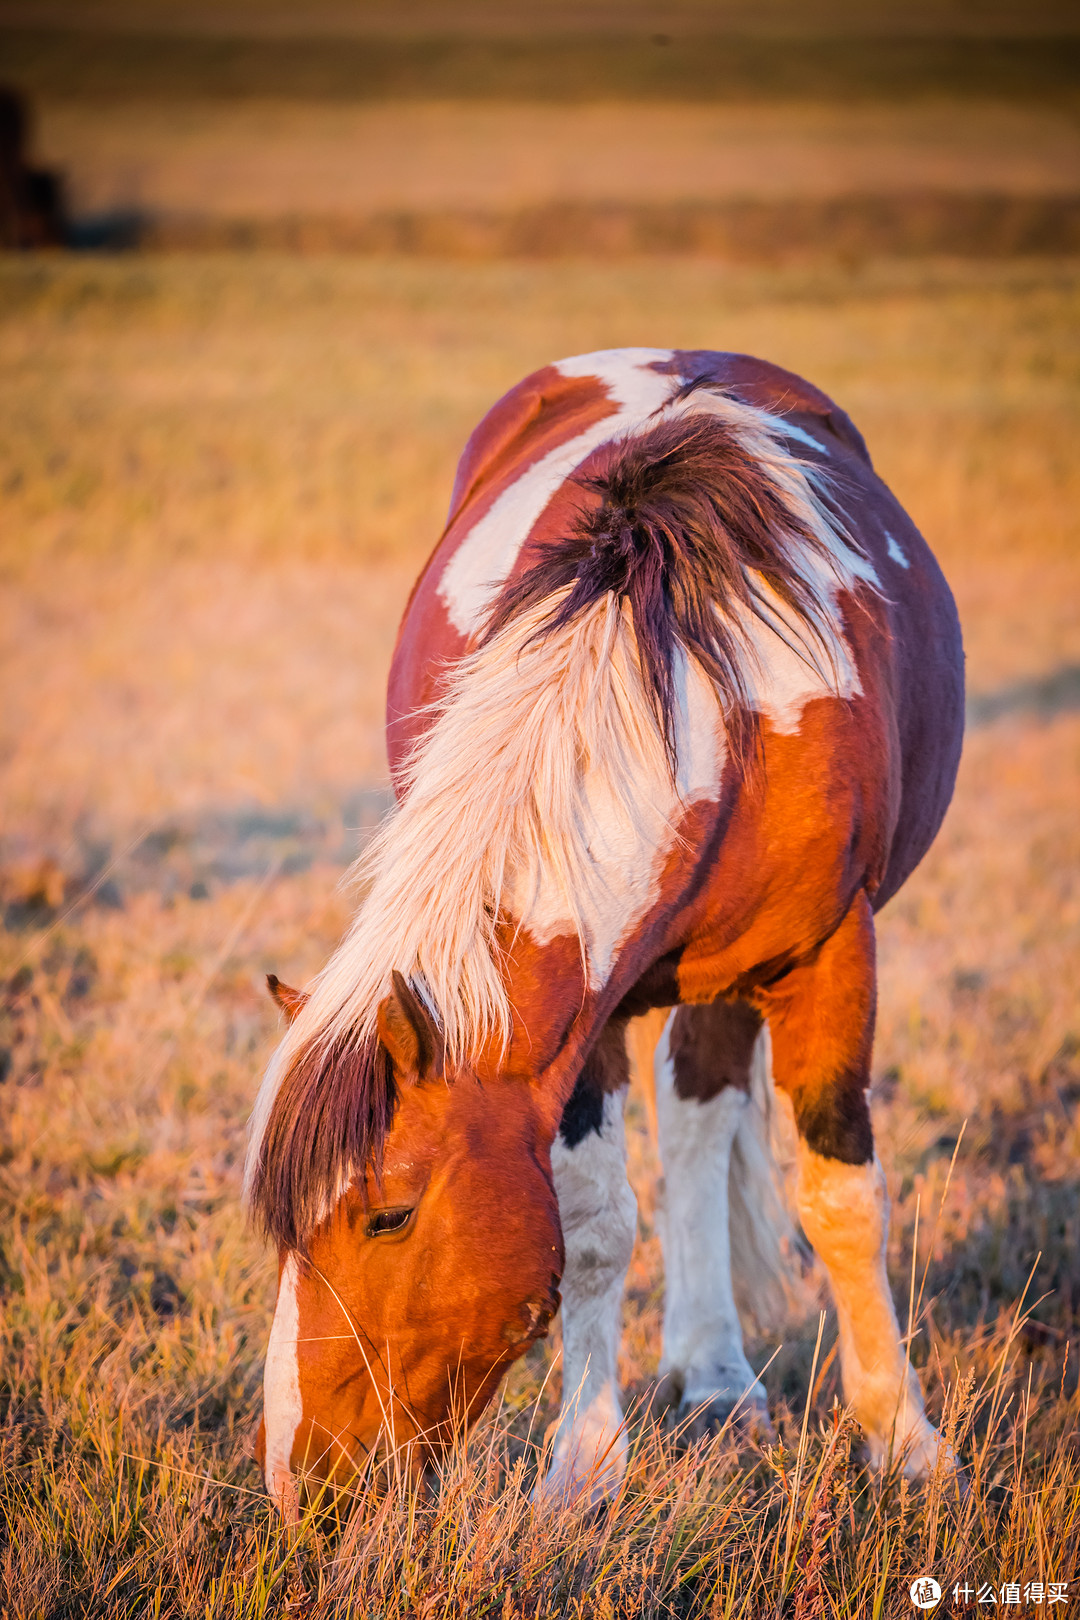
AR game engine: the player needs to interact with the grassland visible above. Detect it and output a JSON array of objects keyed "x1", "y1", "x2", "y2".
[{"x1": 1, "y1": 254, "x2": 1079, "y2": 1614}]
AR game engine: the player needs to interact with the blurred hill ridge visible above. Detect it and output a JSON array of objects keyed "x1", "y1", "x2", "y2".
[
  {"x1": 4, "y1": 23, "x2": 1080, "y2": 102},
  {"x1": 2, "y1": 0, "x2": 1078, "y2": 40},
  {"x1": 3, "y1": 0, "x2": 1079, "y2": 257}
]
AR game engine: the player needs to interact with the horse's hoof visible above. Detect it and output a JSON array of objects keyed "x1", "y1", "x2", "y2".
[
  {"x1": 869, "y1": 1422, "x2": 964, "y2": 1489},
  {"x1": 671, "y1": 1393, "x2": 777, "y2": 1447},
  {"x1": 645, "y1": 1372, "x2": 684, "y2": 1422},
  {"x1": 532, "y1": 1468, "x2": 620, "y2": 1513}
]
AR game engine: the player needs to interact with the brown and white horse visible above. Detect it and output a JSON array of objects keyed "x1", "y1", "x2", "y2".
[{"x1": 246, "y1": 348, "x2": 964, "y2": 1513}]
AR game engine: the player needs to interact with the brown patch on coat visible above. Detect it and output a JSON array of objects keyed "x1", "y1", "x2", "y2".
[
  {"x1": 558, "y1": 1013, "x2": 631, "y2": 1147},
  {"x1": 757, "y1": 890, "x2": 876, "y2": 1165},
  {"x1": 650, "y1": 349, "x2": 873, "y2": 467},
  {"x1": 445, "y1": 367, "x2": 613, "y2": 530},
  {"x1": 669, "y1": 998, "x2": 762, "y2": 1103}
]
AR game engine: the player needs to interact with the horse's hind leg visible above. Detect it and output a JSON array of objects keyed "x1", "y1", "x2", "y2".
[
  {"x1": 537, "y1": 1021, "x2": 637, "y2": 1507},
  {"x1": 763, "y1": 890, "x2": 946, "y2": 1477},
  {"x1": 654, "y1": 1000, "x2": 772, "y2": 1440}
]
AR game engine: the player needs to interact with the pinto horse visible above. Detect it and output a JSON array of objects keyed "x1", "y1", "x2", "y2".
[{"x1": 246, "y1": 347, "x2": 964, "y2": 1513}]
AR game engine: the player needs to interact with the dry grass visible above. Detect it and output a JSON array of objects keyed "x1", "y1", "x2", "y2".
[{"x1": 1, "y1": 254, "x2": 1079, "y2": 1613}]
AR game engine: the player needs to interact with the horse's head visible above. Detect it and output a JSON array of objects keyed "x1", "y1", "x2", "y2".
[{"x1": 254, "y1": 973, "x2": 563, "y2": 1513}]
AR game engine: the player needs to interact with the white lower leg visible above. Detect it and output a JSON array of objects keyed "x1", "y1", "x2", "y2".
[
  {"x1": 539, "y1": 1089, "x2": 636, "y2": 1506},
  {"x1": 656, "y1": 1017, "x2": 766, "y2": 1422},
  {"x1": 796, "y1": 1145, "x2": 945, "y2": 1476}
]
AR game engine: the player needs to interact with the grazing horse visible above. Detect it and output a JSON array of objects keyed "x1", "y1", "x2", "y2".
[{"x1": 246, "y1": 347, "x2": 964, "y2": 1514}]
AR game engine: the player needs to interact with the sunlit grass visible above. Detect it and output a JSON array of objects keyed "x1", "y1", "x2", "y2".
[{"x1": 1, "y1": 254, "x2": 1078, "y2": 1613}]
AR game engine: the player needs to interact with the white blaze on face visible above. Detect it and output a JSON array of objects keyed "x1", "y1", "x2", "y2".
[
  {"x1": 262, "y1": 1254, "x2": 303, "y2": 1519},
  {"x1": 438, "y1": 347, "x2": 675, "y2": 636}
]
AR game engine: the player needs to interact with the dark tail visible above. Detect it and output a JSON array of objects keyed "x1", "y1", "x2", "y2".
[{"x1": 484, "y1": 399, "x2": 839, "y2": 769}]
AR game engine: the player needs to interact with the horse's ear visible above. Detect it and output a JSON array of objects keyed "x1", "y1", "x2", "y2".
[
  {"x1": 376, "y1": 970, "x2": 443, "y2": 1081},
  {"x1": 266, "y1": 973, "x2": 309, "y2": 1025}
]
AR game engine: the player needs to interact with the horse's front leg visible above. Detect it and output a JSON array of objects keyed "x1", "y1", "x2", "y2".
[
  {"x1": 537, "y1": 1052, "x2": 636, "y2": 1507},
  {"x1": 765, "y1": 890, "x2": 946, "y2": 1477}
]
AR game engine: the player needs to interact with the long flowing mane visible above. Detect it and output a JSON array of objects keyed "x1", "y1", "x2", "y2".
[{"x1": 245, "y1": 383, "x2": 871, "y2": 1250}]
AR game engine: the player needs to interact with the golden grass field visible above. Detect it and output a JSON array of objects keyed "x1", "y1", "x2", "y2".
[{"x1": 1, "y1": 252, "x2": 1079, "y2": 1614}]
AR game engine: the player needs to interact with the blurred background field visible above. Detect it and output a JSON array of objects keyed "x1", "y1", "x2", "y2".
[
  {"x1": 4, "y1": 0, "x2": 1080, "y2": 253},
  {"x1": 1, "y1": 2, "x2": 1080, "y2": 1614}
]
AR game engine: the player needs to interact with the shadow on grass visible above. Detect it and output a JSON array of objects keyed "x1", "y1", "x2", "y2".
[{"x1": 967, "y1": 662, "x2": 1080, "y2": 727}]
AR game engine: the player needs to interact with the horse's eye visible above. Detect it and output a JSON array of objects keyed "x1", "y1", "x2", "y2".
[{"x1": 366, "y1": 1207, "x2": 413, "y2": 1238}]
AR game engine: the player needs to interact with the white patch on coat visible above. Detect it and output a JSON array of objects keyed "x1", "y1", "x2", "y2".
[
  {"x1": 736, "y1": 581, "x2": 862, "y2": 734},
  {"x1": 654, "y1": 1014, "x2": 766, "y2": 1416},
  {"x1": 504, "y1": 642, "x2": 724, "y2": 987},
  {"x1": 795, "y1": 1146, "x2": 950, "y2": 1478},
  {"x1": 262, "y1": 1255, "x2": 303, "y2": 1518},
  {"x1": 885, "y1": 530, "x2": 911, "y2": 569},
  {"x1": 538, "y1": 1089, "x2": 637, "y2": 1507},
  {"x1": 439, "y1": 348, "x2": 675, "y2": 635},
  {"x1": 774, "y1": 419, "x2": 825, "y2": 452}
]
